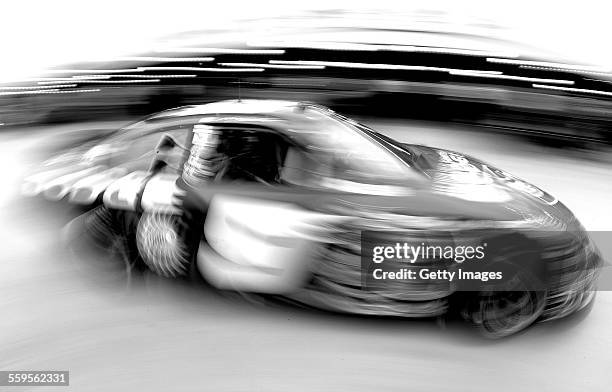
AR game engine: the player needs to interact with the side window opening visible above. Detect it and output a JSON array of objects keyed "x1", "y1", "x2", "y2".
[{"x1": 183, "y1": 126, "x2": 289, "y2": 186}]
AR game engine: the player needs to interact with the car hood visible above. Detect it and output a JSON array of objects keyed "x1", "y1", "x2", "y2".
[
  {"x1": 406, "y1": 144, "x2": 554, "y2": 202},
  {"x1": 387, "y1": 143, "x2": 577, "y2": 226}
]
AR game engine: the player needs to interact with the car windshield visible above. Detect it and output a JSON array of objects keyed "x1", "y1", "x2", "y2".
[{"x1": 283, "y1": 107, "x2": 409, "y2": 184}]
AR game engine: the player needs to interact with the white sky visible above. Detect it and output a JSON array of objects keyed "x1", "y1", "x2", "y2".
[{"x1": 0, "y1": 0, "x2": 610, "y2": 83}]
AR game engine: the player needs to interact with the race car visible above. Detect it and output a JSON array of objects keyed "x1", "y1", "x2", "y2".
[{"x1": 22, "y1": 99, "x2": 601, "y2": 338}]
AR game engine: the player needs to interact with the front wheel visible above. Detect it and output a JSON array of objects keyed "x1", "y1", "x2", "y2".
[{"x1": 460, "y1": 259, "x2": 547, "y2": 339}]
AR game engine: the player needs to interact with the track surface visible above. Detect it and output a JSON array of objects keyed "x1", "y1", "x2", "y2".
[{"x1": 1, "y1": 120, "x2": 611, "y2": 391}]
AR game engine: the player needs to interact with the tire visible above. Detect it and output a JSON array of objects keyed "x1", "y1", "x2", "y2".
[
  {"x1": 135, "y1": 211, "x2": 194, "y2": 278},
  {"x1": 463, "y1": 281, "x2": 547, "y2": 339},
  {"x1": 461, "y1": 234, "x2": 548, "y2": 339}
]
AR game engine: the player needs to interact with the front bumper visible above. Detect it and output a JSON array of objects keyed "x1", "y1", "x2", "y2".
[{"x1": 539, "y1": 234, "x2": 601, "y2": 321}]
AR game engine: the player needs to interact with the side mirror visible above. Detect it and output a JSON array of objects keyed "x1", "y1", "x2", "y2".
[
  {"x1": 148, "y1": 158, "x2": 168, "y2": 174},
  {"x1": 155, "y1": 133, "x2": 187, "y2": 152},
  {"x1": 150, "y1": 133, "x2": 188, "y2": 174}
]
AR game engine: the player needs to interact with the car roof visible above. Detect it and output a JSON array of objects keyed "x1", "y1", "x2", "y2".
[{"x1": 151, "y1": 99, "x2": 311, "y2": 120}]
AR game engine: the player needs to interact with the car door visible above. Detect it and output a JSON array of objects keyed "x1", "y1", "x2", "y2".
[{"x1": 180, "y1": 123, "x2": 350, "y2": 293}]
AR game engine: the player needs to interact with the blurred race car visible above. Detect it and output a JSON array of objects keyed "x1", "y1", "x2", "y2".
[{"x1": 22, "y1": 99, "x2": 601, "y2": 338}]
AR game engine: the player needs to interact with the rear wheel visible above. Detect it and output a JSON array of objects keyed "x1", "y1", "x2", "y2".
[
  {"x1": 136, "y1": 212, "x2": 192, "y2": 278},
  {"x1": 137, "y1": 208, "x2": 205, "y2": 281}
]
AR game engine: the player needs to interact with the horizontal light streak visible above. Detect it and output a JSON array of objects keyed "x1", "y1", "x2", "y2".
[
  {"x1": 38, "y1": 79, "x2": 160, "y2": 85},
  {"x1": 448, "y1": 70, "x2": 575, "y2": 85},
  {"x1": 71, "y1": 75, "x2": 112, "y2": 79},
  {"x1": 392, "y1": 46, "x2": 519, "y2": 58},
  {"x1": 520, "y1": 65, "x2": 612, "y2": 76},
  {"x1": 0, "y1": 84, "x2": 77, "y2": 90},
  {"x1": 117, "y1": 56, "x2": 214, "y2": 62},
  {"x1": 36, "y1": 76, "x2": 110, "y2": 84},
  {"x1": 37, "y1": 75, "x2": 197, "y2": 83},
  {"x1": 270, "y1": 60, "x2": 496, "y2": 73},
  {"x1": 109, "y1": 74, "x2": 197, "y2": 78},
  {"x1": 270, "y1": 60, "x2": 573, "y2": 84},
  {"x1": 218, "y1": 62, "x2": 325, "y2": 70},
  {"x1": 155, "y1": 47, "x2": 285, "y2": 55},
  {"x1": 31, "y1": 77, "x2": 111, "y2": 83},
  {"x1": 250, "y1": 41, "x2": 378, "y2": 51},
  {"x1": 44, "y1": 68, "x2": 142, "y2": 74},
  {"x1": 532, "y1": 84, "x2": 612, "y2": 97},
  {"x1": 137, "y1": 66, "x2": 264, "y2": 72},
  {"x1": 249, "y1": 41, "x2": 519, "y2": 57},
  {"x1": 0, "y1": 89, "x2": 100, "y2": 96},
  {"x1": 487, "y1": 58, "x2": 610, "y2": 73}
]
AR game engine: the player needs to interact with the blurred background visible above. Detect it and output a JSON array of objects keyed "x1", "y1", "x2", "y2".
[{"x1": 1, "y1": 1, "x2": 611, "y2": 391}]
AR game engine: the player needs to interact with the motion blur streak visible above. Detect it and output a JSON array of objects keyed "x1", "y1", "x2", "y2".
[
  {"x1": 136, "y1": 67, "x2": 264, "y2": 72},
  {"x1": 0, "y1": 88, "x2": 100, "y2": 96},
  {"x1": 40, "y1": 79, "x2": 161, "y2": 84},
  {"x1": 487, "y1": 57, "x2": 611, "y2": 73},
  {"x1": 44, "y1": 68, "x2": 143, "y2": 74},
  {"x1": 119, "y1": 56, "x2": 216, "y2": 62},
  {"x1": 156, "y1": 48, "x2": 287, "y2": 55},
  {"x1": 249, "y1": 41, "x2": 519, "y2": 58},
  {"x1": 0, "y1": 84, "x2": 77, "y2": 90},
  {"x1": 532, "y1": 84, "x2": 612, "y2": 97},
  {"x1": 219, "y1": 63, "x2": 327, "y2": 70}
]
